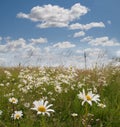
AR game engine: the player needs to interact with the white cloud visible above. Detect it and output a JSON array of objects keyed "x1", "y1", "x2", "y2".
[
  {"x1": 70, "y1": 3, "x2": 89, "y2": 19},
  {"x1": 30, "y1": 37, "x2": 47, "y2": 44},
  {"x1": 23, "y1": 46, "x2": 41, "y2": 58},
  {"x1": 81, "y1": 36, "x2": 120, "y2": 46},
  {"x1": 76, "y1": 48, "x2": 105, "y2": 57},
  {"x1": 53, "y1": 41, "x2": 76, "y2": 48},
  {"x1": 116, "y1": 50, "x2": 120, "y2": 57},
  {"x1": 76, "y1": 49, "x2": 83, "y2": 54},
  {"x1": 84, "y1": 48, "x2": 105, "y2": 57},
  {"x1": 0, "y1": 37, "x2": 43, "y2": 66},
  {"x1": 6, "y1": 38, "x2": 26, "y2": 51},
  {"x1": 16, "y1": 12, "x2": 29, "y2": 19},
  {"x1": 73, "y1": 31, "x2": 85, "y2": 38},
  {"x1": 81, "y1": 36, "x2": 93, "y2": 42},
  {"x1": 44, "y1": 46, "x2": 51, "y2": 53},
  {"x1": 77, "y1": 47, "x2": 110, "y2": 68},
  {"x1": 107, "y1": 20, "x2": 111, "y2": 25},
  {"x1": 0, "y1": 38, "x2": 26, "y2": 53},
  {"x1": 69, "y1": 22, "x2": 105, "y2": 30},
  {"x1": 0, "y1": 45, "x2": 6, "y2": 53},
  {"x1": 36, "y1": 22, "x2": 68, "y2": 28},
  {"x1": 0, "y1": 58, "x2": 6, "y2": 66},
  {"x1": 0, "y1": 36, "x2": 118, "y2": 68},
  {"x1": 17, "y1": 3, "x2": 89, "y2": 28}
]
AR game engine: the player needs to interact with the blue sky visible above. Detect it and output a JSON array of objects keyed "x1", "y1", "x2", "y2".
[{"x1": 0, "y1": 0, "x2": 120, "y2": 67}]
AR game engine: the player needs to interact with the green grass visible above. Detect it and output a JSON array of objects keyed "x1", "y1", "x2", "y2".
[{"x1": 0, "y1": 66, "x2": 120, "y2": 127}]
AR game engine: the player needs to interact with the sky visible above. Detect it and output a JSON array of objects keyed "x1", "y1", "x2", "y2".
[{"x1": 0, "y1": 0, "x2": 120, "y2": 68}]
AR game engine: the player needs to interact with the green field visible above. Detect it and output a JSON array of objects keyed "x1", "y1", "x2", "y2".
[{"x1": 0, "y1": 65, "x2": 120, "y2": 127}]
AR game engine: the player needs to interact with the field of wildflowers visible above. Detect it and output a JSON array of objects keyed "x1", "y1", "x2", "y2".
[{"x1": 0, "y1": 65, "x2": 120, "y2": 127}]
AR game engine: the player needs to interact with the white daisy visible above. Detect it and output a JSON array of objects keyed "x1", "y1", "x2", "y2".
[
  {"x1": 11, "y1": 111, "x2": 23, "y2": 120},
  {"x1": 31, "y1": 99, "x2": 55, "y2": 116},
  {"x1": 9, "y1": 97, "x2": 18, "y2": 104},
  {"x1": 71, "y1": 113, "x2": 78, "y2": 117},
  {"x1": 98, "y1": 103, "x2": 106, "y2": 108},
  {"x1": 78, "y1": 89, "x2": 100, "y2": 106}
]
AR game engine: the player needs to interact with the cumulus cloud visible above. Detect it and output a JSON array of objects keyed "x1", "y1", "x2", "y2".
[
  {"x1": 30, "y1": 37, "x2": 47, "y2": 44},
  {"x1": 16, "y1": 12, "x2": 29, "y2": 19},
  {"x1": 0, "y1": 45, "x2": 6, "y2": 53},
  {"x1": 0, "y1": 58, "x2": 6, "y2": 66},
  {"x1": 69, "y1": 22, "x2": 105, "y2": 30},
  {"x1": 73, "y1": 31, "x2": 85, "y2": 38},
  {"x1": 23, "y1": 46, "x2": 41, "y2": 58},
  {"x1": 5, "y1": 38, "x2": 26, "y2": 52},
  {"x1": 53, "y1": 41, "x2": 76, "y2": 48},
  {"x1": 84, "y1": 48, "x2": 106, "y2": 57},
  {"x1": 81, "y1": 36, "x2": 92, "y2": 42},
  {"x1": 81, "y1": 36, "x2": 120, "y2": 46},
  {"x1": 76, "y1": 48, "x2": 105, "y2": 57},
  {"x1": 0, "y1": 38, "x2": 26, "y2": 53},
  {"x1": 76, "y1": 49, "x2": 83, "y2": 54},
  {"x1": 36, "y1": 22, "x2": 68, "y2": 28},
  {"x1": 17, "y1": 3, "x2": 89, "y2": 28},
  {"x1": 44, "y1": 46, "x2": 52, "y2": 53},
  {"x1": 0, "y1": 37, "x2": 43, "y2": 66},
  {"x1": 76, "y1": 47, "x2": 110, "y2": 68},
  {"x1": 0, "y1": 36, "x2": 118, "y2": 68},
  {"x1": 116, "y1": 50, "x2": 120, "y2": 57}
]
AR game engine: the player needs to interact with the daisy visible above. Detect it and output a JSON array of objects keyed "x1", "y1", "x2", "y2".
[
  {"x1": 9, "y1": 97, "x2": 18, "y2": 104},
  {"x1": 11, "y1": 111, "x2": 23, "y2": 120},
  {"x1": 78, "y1": 89, "x2": 100, "y2": 106},
  {"x1": 31, "y1": 99, "x2": 54, "y2": 116},
  {"x1": 98, "y1": 103, "x2": 106, "y2": 108},
  {"x1": 71, "y1": 113, "x2": 78, "y2": 117}
]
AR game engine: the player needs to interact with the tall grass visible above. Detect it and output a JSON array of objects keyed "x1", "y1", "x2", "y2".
[{"x1": 0, "y1": 65, "x2": 120, "y2": 127}]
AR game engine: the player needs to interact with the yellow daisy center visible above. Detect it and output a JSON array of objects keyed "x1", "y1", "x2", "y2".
[
  {"x1": 12, "y1": 99, "x2": 16, "y2": 103},
  {"x1": 38, "y1": 106, "x2": 46, "y2": 112},
  {"x1": 86, "y1": 95, "x2": 92, "y2": 101},
  {"x1": 15, "y1": 114, "x2": 20, "y2": 119}
]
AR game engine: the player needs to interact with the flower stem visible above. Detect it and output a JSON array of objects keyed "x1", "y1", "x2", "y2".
[
  {"x1": 12, "y1": 104, "x2": 15, "y2": 127},
  {"x1": 41, "y1": 116, "x2": 46, "y2": 127},
  {"x1": 17, "y1": 121, "x2": 20, "y2": 127},
  {"x1": 72, "y1": 117, "x2": 75, "y2": 127},
  {"x1": 84, "y1": 103, "x2": 88, "y2": 127}
]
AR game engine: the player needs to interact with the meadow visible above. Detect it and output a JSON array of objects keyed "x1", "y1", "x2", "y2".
[{"x1": 0, "y1": 65, "x2": 120, "y2": 127}]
